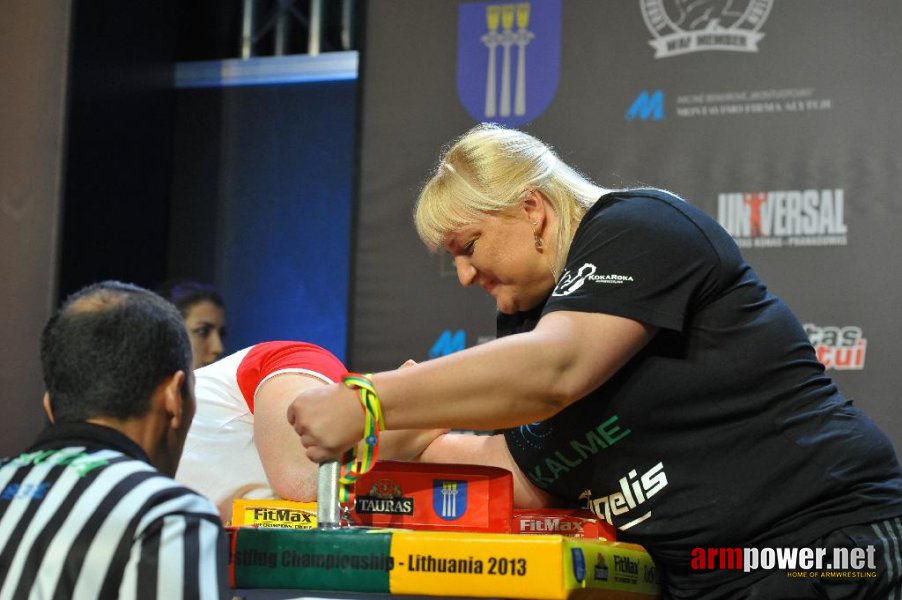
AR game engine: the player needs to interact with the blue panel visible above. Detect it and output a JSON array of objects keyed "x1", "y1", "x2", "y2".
[
  {"x1": 217, "y1": 81, "x2": 356, "y2": 361},
  {"x1": 171, "y1": 78, "x2": 356, "y2": 363}
]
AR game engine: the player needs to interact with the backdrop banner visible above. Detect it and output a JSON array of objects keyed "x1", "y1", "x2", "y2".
[{"x1": 351, "y1": 0, "x2": 902, "y2": 449}]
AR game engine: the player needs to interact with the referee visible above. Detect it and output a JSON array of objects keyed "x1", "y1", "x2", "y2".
[{"x1": 0, "y1": 281, "x2": 229, "y2": 599}]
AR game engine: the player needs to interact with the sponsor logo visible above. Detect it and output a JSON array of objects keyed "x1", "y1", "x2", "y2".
[
  {"x1": 355, "y1": 478, "x2": 415, "y2": 515},
  {"x1": 571, "y1": 548, "x2": 587, "y2": 583},
  {"x1": 251, "y1": 507, "x2": 314, "y2": 525},
  {"x1": 519, "y1": 517, "x2": 583, "y2": 533},
  {"x1": 515, "y1": 416, "x2": 632, "y2": 487},
  {"x1": 11, "y1": 448, "x2": 107, "y2": 477},
  {"x1": 553, "y1": 263, "x2": 635, "y2": 296},
  {"x1": 554, "y1": 263, "x2": 597, "y2": 295},
  {"x1": 0, "y1": 482, "x2": 50, "y2": 501},
  {"x1": 457, "y1": 1, "x2": 561, "y2": 126},
  {"x1": 640, "y1": 0, "x2": 773, "y2": 58},
  {"x1": 583, "y1": 462, "x2": 668, "y2": 530},
  {"x1": 717, "y1": 188, "x2": 848, "y2": 248},
  {"x1": 430, "y1": 329, "x2": 466, "y2": 358},
  {"x1": 805, "y1": 324, "x2": 867, "y2": 371},
  {"x1": 433, "y1": 480, "x2": 468, "y2": 520},
  {"x1": 627, "y1": 90, "x2": 665, "y2": 121},
  {"x1": 614, "y1": 554, "x2": 640, "y2": 585},
  {"x1": 594, "y1": 553, "x2": 610, "y2": 581},
  {"x1": 675, "y1": 88, "x2": 832, "y2": 118},
  {"x1": 517, "y1": 420, "x2": 555, "y2": 449}
]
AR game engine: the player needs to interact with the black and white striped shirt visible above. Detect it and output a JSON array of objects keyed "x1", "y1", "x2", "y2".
[{"x1": 0, "y1": 422, "x2": 230, "y2": 599}]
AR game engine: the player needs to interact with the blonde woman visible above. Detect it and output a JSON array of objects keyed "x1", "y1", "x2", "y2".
[{"x1": 288, "y1": 124, "x2": 902, "y2": 598}]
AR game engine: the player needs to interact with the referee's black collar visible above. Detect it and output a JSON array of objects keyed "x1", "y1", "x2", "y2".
[{"x1": 29, "y1": 421, "x2": 153, "y2": 465}]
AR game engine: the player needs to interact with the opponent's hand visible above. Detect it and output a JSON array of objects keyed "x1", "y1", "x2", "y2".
[{"x1": 286, "y1": 382, "x2": 364, "y2": 463}]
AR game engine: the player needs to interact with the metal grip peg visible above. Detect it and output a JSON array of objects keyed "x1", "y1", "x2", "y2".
[{"x1": 316, "y1": 461, "x2": 341, "y2": 529}]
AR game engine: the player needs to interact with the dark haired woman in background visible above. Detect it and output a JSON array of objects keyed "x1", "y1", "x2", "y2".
[{"x1": 157, "y1": 280, "x2": 227, "y2": 369}]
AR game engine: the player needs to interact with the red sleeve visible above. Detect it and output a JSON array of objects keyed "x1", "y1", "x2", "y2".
[{"x1": 235, "y1": 341, "x2": 347, "y2": 413}]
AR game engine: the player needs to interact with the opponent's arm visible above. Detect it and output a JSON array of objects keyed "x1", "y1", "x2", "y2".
[
  {"x1": 254, "y1": 373, "x2": 325, "y2": 501},
  {"x1": 418, "y1": 432, "x2": 556, "y2": 509}
]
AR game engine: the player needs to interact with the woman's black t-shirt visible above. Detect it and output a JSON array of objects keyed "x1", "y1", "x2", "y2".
[{"x1": 500, "y1": 189, "x2": 902, "y2": 593}]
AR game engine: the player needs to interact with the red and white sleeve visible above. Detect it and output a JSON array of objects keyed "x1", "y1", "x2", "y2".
[{"x1": 235, "y1": 341, "x2": 347, "y2": 413}]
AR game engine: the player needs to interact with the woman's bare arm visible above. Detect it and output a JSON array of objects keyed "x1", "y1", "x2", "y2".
[{"x1": 289, "y1": 311, "x2": 656, "y2": 463}]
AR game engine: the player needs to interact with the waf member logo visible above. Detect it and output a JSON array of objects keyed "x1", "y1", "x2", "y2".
[
  {"x1": 805, "y1": 324, "x2": 867, "y2": 371},
  {"x1": 433, "y1": 480, "x2": 468, "y2": 520},
  {"x1": 457, "y1": 1, "x2": 561, "y2": 127},
  {"x1": 640, "y1": 0, "x2": 773, "y2": 58},
  {"x1": 717, "y1": 189, "x2": 848, "y2": 249},
  {"x1": 354, "y1": 478, "x2": 414, "y2": 515}
]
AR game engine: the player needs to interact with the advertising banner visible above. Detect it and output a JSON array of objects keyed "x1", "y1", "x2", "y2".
[{"x1": 351, "y1": 0, "x2": 902, "y2": 448}]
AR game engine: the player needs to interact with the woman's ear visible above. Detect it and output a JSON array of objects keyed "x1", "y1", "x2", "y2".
[
  {"x1": 522, "y1": 189, "x2": 549, "y2": 232},
  {"x1": 42, "y1": 392, "x2": 55, "y2": 424}
]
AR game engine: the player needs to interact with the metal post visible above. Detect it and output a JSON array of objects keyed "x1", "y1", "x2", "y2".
[
  {"x1": 240, "y1": 0, "x2": 256, "y2": 59},
  {"x1": 274, "y1": 0, "x2": 290, "y2": 56},
  {"x1": 317, "y1": 461, "x2": 341, "y2": 529},
  {"x1": 308, "y1": 0, "x2": 323, "y2": 56},
  {"x1": 340, "y1": 0, "x2": 353, "y2": 50}
]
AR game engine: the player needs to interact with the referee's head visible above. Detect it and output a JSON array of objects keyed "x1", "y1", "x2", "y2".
[{"x1": 39, "y1": 280, "x2": 195, "y2": 475}]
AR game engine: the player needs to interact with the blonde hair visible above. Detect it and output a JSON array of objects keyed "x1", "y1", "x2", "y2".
[{"x1": 414, "y1": 123, "x2": 607, "y2": 278}]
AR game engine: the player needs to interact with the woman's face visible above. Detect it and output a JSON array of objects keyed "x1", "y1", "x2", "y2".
[
  {"x1": 183, "y1": 300, "x2": 226, "y2": 369},
  {"x1": 442, "y1": 207, "x2": 556, "y2": 314}
]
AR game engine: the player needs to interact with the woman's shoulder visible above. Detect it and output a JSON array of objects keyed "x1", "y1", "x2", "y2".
[
  {"x1": 582, "y1": 187, "x2": 699, "y2": 227},
  {"x1": 576, "y1": 187, "x2": 734, "y2": 261},
  {"x1": 589, "y1": 187, "x2": 725, "y2": 231},
  {"x1": 592, "y1": 187, "x2": 686, "y2": 211}
]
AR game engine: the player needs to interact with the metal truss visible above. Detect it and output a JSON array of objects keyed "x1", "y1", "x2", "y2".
[{"x1": 240, "y1": 0, "x2": 355, "y2": 58}]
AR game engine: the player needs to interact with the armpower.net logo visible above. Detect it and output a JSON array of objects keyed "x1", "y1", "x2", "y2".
[{"x1": 692, "y1": 545, "x2": 878, "y2": 580}]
